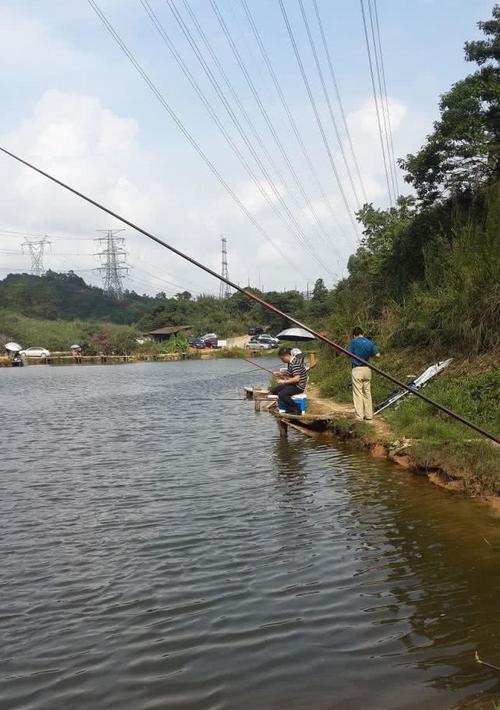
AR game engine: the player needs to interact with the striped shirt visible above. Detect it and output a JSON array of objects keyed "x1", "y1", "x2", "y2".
[{"x1": 287, "y1": 356, "x2": 308, "y2": 391}]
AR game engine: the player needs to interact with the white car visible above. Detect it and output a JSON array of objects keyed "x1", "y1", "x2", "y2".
[
  {"x1": 20, "y1": 347, "x2": 51, "y2": 357},
  {"x1": 245, "y1": 340, "x2": 272, "y2": 350}
]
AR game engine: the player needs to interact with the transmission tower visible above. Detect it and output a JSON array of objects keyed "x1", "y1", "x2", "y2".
[
  {"x1": 21, "y1": 236, "x2": 51, "y2": 276},
  {"x1": 95, "y1": 229, "x2": 129, "y2": 300},
  {"x1": 219, "y1": 236, "x2": 231, "y2": 299}
]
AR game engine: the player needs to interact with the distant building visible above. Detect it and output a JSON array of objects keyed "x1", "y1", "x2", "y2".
[{"x1": 147, "y1": 325, "x2": 191, "y2": 343}]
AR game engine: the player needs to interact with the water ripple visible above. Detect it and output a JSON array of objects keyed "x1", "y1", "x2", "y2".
[{"x1": 1, "y1": 361, "x2": 499, "y2": 709}]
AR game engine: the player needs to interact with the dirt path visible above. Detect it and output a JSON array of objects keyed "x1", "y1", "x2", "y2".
[{"x1": 306, "y1": 383, "x2": 392, "y2": 439}]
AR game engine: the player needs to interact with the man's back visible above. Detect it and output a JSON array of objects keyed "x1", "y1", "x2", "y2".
[
  {"x1": 348, "y1": 336, "x2": 379, "y2": 367},
  {"x1": 287, "y1": 355, "x2": 308, "y2": 391}
]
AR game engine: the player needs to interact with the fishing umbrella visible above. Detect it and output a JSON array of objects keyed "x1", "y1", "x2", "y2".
[
  {"x1": 4, "y1": 342, "x2": 22, "y2": 352},
  {"x1": 276, "y1": 327, "x2": 316, "y2": 341},
  {"x1": 70, "y1": 344, "x2": 81, "y2": 350},
  {"x1": 276, "y1": 327, "x2": 317, "y2": 367}
]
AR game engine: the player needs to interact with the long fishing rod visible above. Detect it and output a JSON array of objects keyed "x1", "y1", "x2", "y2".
[
  {"x1": 242, "y1": 357, "x2": 275, "y2": 375},
  {"x1": 1, "y1": 145, "x2": 498, "y2": 444}
]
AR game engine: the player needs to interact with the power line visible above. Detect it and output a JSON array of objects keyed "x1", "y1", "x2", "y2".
[
  {"x1": 87, "y1": 0, "x2": 304, "y2": 279},
  {"x1": 297, "y1": 0, "x2": 361, "y2": 210},
  {"x1": 278, "y1": 0, "x2": 359, "y2": 237},
  {"x1": 178, "y1": 0, "x2": 344, "y2": 267},
  {"x1": 180, "y1": 0, "x2": 344, "y2": 266},
  {"x1": 133, "y1": 262, "x2": 199, "y2": 294},
  {"x1": 240, "y1": 0, "x2": 350, "y2": 252},
  {"x1": 360, "y1": 0, "x2": 394, "y2": 206},
  {"x1": 141, "y1": 0, "x2": 334, "y2": 279},
  {"x1": 311, "y1": 0, "x2": 368, "y2": 205},
  {"x1": 372, "y1": 0, "x2": 399, "y2": 197},
  {"x1": 0, "y1": 228, "x2": 92, "y2": 241},
  {"x1": 367, "y1": 0, "x2": 397, "y2": 200},
  {"x1": 208, "y1": 0, "x2": 352, "y2": 266},
  {"x1": 126, "y1": 273, "x2": 178, "y2": 297}
]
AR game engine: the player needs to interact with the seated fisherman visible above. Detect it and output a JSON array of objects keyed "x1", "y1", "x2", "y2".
[{"x1": 271, "y1": 347, "x2": 308, "y2": 414}]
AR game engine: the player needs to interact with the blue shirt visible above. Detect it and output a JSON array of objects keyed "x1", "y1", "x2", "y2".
[{"x1": 348, "y1": 336, "x2": 379, "y2": 368}]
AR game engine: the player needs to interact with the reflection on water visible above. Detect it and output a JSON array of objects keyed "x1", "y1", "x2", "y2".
[{"x1": 0, "y1": 360, "x2": 499, "y2": 710}]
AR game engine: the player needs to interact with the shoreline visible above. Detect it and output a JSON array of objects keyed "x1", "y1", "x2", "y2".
[
  {"x1": 0, "y1": 347, "x2": 277, "y2": 367},
  {"x1": 270, "y1": 384, "x2": 500, "y2": 511}
]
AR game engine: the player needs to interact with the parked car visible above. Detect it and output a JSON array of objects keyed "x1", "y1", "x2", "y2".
[
  {"x1": 200, "y1": 332, "x2": 218, "y2": 342},
  {"x1": 248, "y1": 326, "x2": 264, "y2": 336},
  {"x1": 245, "y1": 340, "x2": 272, "y2": 350},
  {"x1": 189, "y1": 337, "x2": 206, "y2": 349},
  {"x1": 203, "y1": 337, "x2": 220, "y2": 348},
  {"x1": 255, "y1": 334, "x2": 279, "y2": 347},
  {"x1": 19, "y1": 346, "x2": 50, "y2": 357}
]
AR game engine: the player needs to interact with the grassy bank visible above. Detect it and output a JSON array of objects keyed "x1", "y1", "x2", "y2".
[{"x1": 311, "y1": 347, "x2": 500, "y2": 496}]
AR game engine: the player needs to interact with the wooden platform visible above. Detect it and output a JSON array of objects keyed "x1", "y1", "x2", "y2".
[{"x1": 271, "y1": 410, "x2": 336, "y2": 437}]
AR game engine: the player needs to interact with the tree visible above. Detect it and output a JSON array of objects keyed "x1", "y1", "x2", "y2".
[
  {"x1": 401, "y1": 5, "x2": 500, "y2": 204},
  {"x1": 312, "y1": 278, "x2": 328, "y2": 302},
  {"x1": 175, "y1": 291, "x2": 192, "y2": 301}
]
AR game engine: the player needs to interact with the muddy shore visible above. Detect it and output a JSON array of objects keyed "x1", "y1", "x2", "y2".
[{"x1": 284, "y1": 384, "x2": 500, "y2": 511}]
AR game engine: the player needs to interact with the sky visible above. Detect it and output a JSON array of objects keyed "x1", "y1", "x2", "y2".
[{"x1": 0, "y1": 0, "x2": 493, "y2": 297}]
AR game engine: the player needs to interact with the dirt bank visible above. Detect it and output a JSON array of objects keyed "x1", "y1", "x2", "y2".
[{"x1": 303, "y1": 384, "x2": 500, "y2": 509}]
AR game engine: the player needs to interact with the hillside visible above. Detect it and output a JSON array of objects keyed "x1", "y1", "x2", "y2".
[{"x1": 0, "y1": 271, "x2": 153, "y2": 324}]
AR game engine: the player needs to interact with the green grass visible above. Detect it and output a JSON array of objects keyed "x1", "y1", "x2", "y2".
[
  {"x1": 312, "y1": 347, "x2": 500, "y2": 493},
  {"x1": 0, "y1": 309, "x2": 141, "y2": 354}
]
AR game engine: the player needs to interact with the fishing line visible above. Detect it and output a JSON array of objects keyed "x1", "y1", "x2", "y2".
[
  {"x1": 0, "y1": 145, "x2": 498, "y2": 445},
  {"x1": 241, "y1": 357, "x2": 275, "y2": 375}
]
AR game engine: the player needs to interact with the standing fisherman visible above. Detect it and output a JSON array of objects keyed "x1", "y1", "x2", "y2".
[
  {"x1": 271, "y1": 347, "x2": 308, "y2": 414},
  {"x1": 348, "y1": 327, "x2": 380, "y2": 421}
]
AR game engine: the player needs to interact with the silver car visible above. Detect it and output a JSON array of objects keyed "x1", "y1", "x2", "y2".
[
  {"x1": 256, "y1": 334, "x2": 279, "y2": 347},
  {"x1": 19, "y1": 347, "x2": 51, "y2": 357}
]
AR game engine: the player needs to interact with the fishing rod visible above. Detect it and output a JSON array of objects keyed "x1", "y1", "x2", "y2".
[
  {"x1": 242, "y1": 357, "x2": 275, "y2": 375},
  {"x1": 1, "y1": 145, "x2": 498, "y2": 445}
]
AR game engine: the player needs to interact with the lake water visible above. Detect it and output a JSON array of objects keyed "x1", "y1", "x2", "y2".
[{"x1": 1, "y1": 360, "x2": 499, "y2": 709}]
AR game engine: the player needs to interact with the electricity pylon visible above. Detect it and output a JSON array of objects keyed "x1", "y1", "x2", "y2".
[
  {"x1": 95, "y1": 229, "x2": 128, "y2": 300},
  {"x1": 219, "y1": 236, "x2": 231, "y2": 299},
  {"x1": 21, "y1": 236, "x2": 51, "y2": 276}
]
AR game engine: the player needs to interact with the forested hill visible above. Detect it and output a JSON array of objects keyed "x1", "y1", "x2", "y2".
[
  {"x1": 0, "y1": 269, "x2": 321, "y2": 337},
  {"x1": 0, "y1": 271, "x2": 154, "y2": 325}
]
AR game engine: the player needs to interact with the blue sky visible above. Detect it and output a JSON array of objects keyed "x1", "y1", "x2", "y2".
[{"x1": 0, "y1": 0, "x2": 493, "y2": 296}]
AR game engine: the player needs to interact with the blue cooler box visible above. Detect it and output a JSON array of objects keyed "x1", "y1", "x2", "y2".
[{"x1": 291, "y1": 393, "x2": 307, "y2": 413}]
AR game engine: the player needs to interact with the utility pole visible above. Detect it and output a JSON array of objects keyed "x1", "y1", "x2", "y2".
[
  {"x1": 219, "y1": 235, "x2": 231, "y2": 299},
  {"x1": 21, "y1": 236, "x2": 51, "y2": 276},
  {"x1": 95, "y1": 229, "x2": 128, "y2": 300}
]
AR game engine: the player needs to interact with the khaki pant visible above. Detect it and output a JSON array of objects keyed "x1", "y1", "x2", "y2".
[{"x1": 351, "y1": 366, "x2": 373, "y2": 420}]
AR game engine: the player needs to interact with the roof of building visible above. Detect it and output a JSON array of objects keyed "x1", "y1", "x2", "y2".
[{"x1": 147, "y1": 325, "x2": 191, "y2": 335}]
